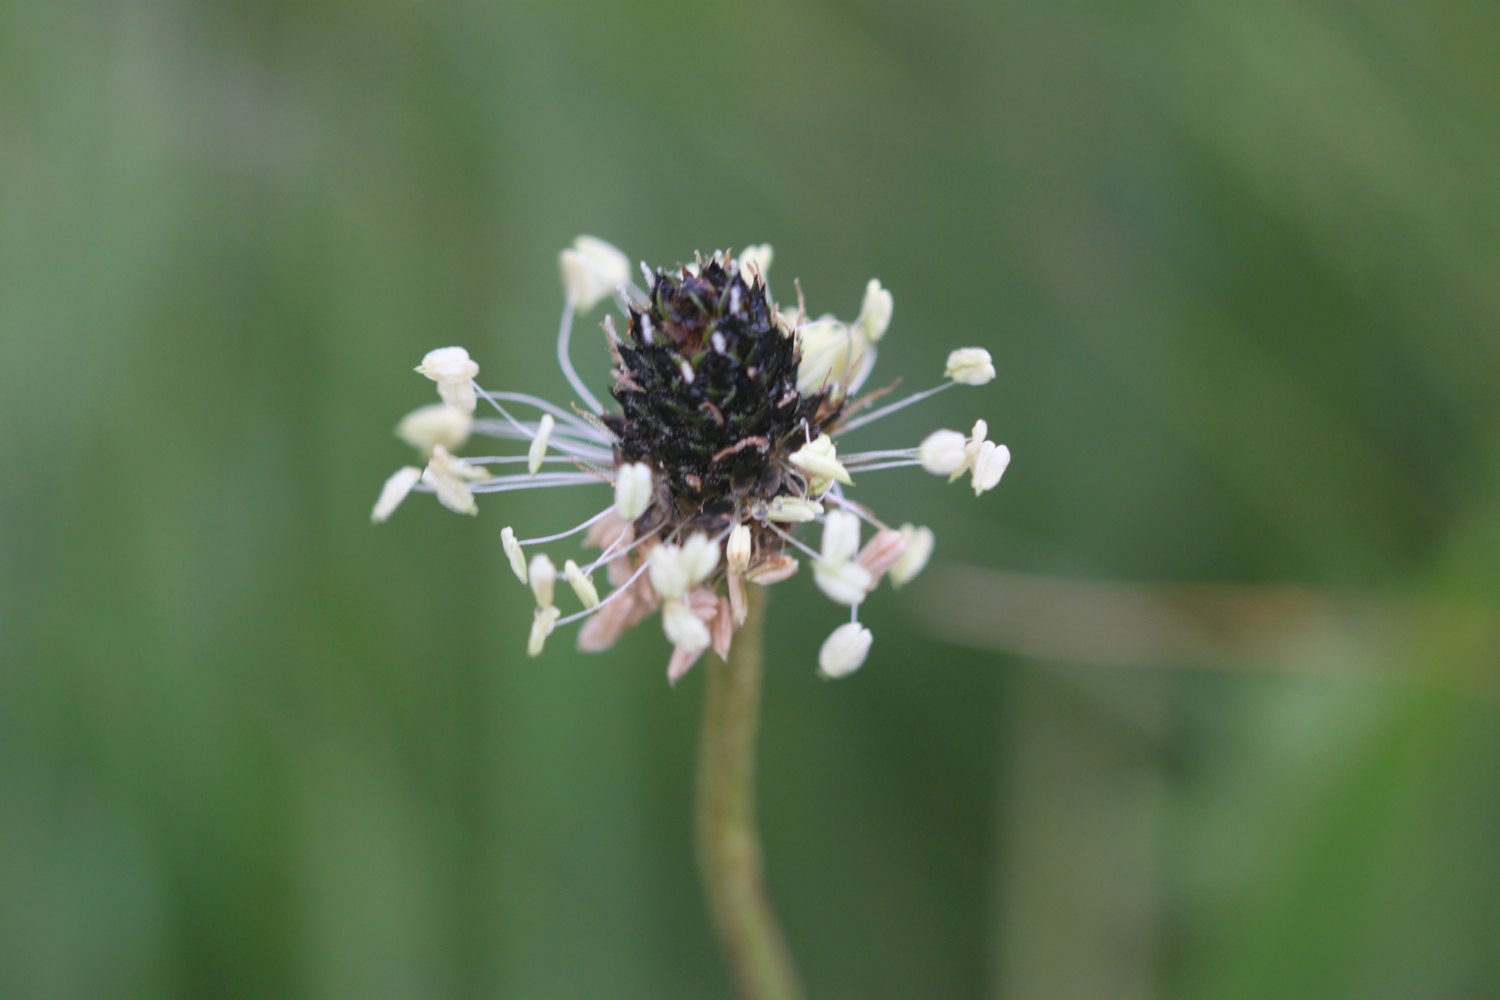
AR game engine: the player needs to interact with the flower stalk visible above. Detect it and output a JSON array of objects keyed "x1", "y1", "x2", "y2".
[{"x1": 695, "y1": 584, "x2": 803, "y2": 1000}]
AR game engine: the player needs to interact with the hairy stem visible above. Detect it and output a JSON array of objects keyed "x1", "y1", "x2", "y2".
[{"x1": 695, "y1": 584, "x2": 804, "y2": 1000}]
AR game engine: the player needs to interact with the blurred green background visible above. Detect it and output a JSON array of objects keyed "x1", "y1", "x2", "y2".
[{"x1": 4, "y1": 0, "x2": 1500, "y2": 997}]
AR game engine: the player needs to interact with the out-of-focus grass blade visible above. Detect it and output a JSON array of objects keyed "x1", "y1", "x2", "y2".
[{"x1": 915, "y1": 562, "x2": 1500, "y2": 692}]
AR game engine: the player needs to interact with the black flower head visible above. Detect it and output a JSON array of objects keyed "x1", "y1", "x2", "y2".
[
  {"x1": 606, "y1": 253, "x2": 840, "y2": 515},
  {"x1": 374, "y1": 237, "x2": 1006, "y2": 681}
]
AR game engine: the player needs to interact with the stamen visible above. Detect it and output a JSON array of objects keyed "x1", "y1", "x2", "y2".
[
  {"x1": 464, "y1": 474, "x2": 605, "y2": 494},
  {"x1": 556, "y1": 291, "x2": 605, "y2": 414},
  {"x1": 482, "y1": 390, "x2": 609, "y2": 439},
  {"x1": 839, "y1": 448, "x2": 920, "y2": 463},
  {"x1": 825, "y1": 493, "x2": 891, "y2": 532},
  {"x1": 582, "y1": 520, "x2": 665, "y2": 575},
  {"x1": 518, "y1": 506, "x2": 617, "y2": 546},
  {"x1": 554, "y1": 559, "x2": 650, "y2": 627},
  {"x1": 833, "y1": 381, "x2": 956, "y2": 435},
  {"x1": 763, "y1": 520, "x2": 823, "y2": 561},
  {"x1": 845, "y1": 341, "x2": 878, "y2": 396},
  {"x1": 469, "y1": 420, "x2": 615, "y2": 465},
  {"x1": 835, "y1": 459, "x2": 925, "y2": 473}
]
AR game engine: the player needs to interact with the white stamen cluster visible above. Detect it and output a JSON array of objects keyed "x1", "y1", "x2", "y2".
[{"x1": 372, "y1": 237, "x2": 1013, "y2": 681}]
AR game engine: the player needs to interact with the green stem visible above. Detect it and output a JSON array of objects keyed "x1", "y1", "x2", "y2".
[{"x1": 695, "y1": 584, "x2": 804, "y2": 1000}]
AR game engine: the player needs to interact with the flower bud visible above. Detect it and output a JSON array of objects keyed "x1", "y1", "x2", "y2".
[
  {"x1": 396, "y1": 404, "x2": 472, "y2": 454},
  {"x1": 855, "y1": 279, "x2": 893, "y2": 343},
  {"x1": 559, "y1": 235, "x2": 630, "y2": 312},
  {"x1": 501, "y1": 527, "x2": 528, "y2": 584},
  {"x1": 813, "y1": 559, "x2": 873, "y2": 606},
  {"x1": 765, "y1": 497, "x2": 824, "y2": 523},
  {"x1": 919, "y1": 429, "x2": 969, "y2": 476},
  {"x1": 564, "y1": 559, "x2": 600, "y2": 609},
  {"x1": 614, "y1": 462, "x2": 653, "y2": 522},
  {"x1": 371, "y1": 466, "x2": 422, "y2": 523},
  {"x1": 889, "y1": 525, "x2": 934, "y2": 588},
  {"x1": 944, "y1": 347, "x2": 995, "y2": 386},
  {"x1": 818, "y1": 622, "x2": 873, "y2": 678},
  {"x1": 529, "y1": 554, "x2": 556, "y2": 608},
  {"x1": 528, "y1": 414, "x2": 554, "y2": 475},
  {"x1": 528, "y1": 605, "x2": 561, "y2": 657},
  {"x1": 726, "y1": 524, "x2": 752, "y2": 574}
]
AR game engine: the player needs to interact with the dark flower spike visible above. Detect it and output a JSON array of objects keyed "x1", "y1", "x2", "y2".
[{"x1": 373, "y1": 237, "x2": 1008, "y2": 680}]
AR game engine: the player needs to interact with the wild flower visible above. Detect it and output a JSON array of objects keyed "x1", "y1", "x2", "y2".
[{"x1": 373, "y1": 238, "x2": 1010, "y2": 681}]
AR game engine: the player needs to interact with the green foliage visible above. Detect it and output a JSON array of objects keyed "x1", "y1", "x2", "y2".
[{"x1": 1, "y1": 0, "x2": 1498, "y2": 997}]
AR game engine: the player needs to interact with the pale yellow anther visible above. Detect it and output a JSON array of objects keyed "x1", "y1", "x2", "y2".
[
  {"x1": 501, "y1": 527, "x2": 528, "y2": 584},
  {"x1": 396, "y1": 404, "x2": 472, "y2": 454},
  {"x1": 528, "y1": 605, "x2": 561, "y2": 657},
  {"x1": 855, "y1": 279, "x2": 893, "y2": 343},
  {"x1": 944, "y1": 347, "x2": 995, "y2": 386},
  {"x1": 726, "y1": 524, "x2": 752, "y2": 575},
  {"x1": 766, "y1": 497, "x2": 824, "y2": 523},
  {"x1": 529, "y1": 554, "x2": 556, "y2": 608},
  {"x1": 528, "y1": 414, "x2": 554, "y2": 475},
  {"x1": 371, "y1": 467, "x2": 422, "y2": 523},
  {"x1": 789, "y1": 433, "x2": 852, "y2": 491},
  {"x1": 818, "y1": 622, "x2": 873, "y2": 678},
  {"x1": 739, "y1": 244, "x2": 774, "y2": 284},
  {"x1": 564, "y1": 559, "x2": 600, "y2": 609},
  {"x1": 889, "y1": 525, "x2": 934, "y2": 588},
  {"x1": 560, "y1": 235, "x2": 631, "y2": 312}
]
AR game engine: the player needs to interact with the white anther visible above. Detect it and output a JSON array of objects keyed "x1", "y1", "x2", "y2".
[
  {"x1": 796, "y1": 318, "x2": 867, "y2": 397},
  {"x1": 945, "y1": 347, "x2": 996, "y2": 385},
  {"x1": 818, "y1": 622, "x2": 873, "y2": 678},
  {"x1": 739, "y1": 244, "x2": 773, "y2": 283},
  {"x1": 726, "y1": 524, "x2": 752, "y2": 575},
  {"x1": 614, "y1": 462, "x2": 653, "y2": 522},
  {"x1": 528, "y1": 414, "x2": 554, "y2": 475},
  {"x1": 855, "y1": 279, "x2": 894, "y2": 343},
  {"x1": 680, "y1": 532, "x2": 720, "y2": 586},
  {"x1": 712, "y1": 331, "x2": 728, "y2": 353},
  {"x1": 501, "y1": 527, "x2": 528, "y2": 584},
  {"x1": 396, "y1": 403, "x2": 472, "y2": 454},
  {"x1": 371, "y1": 466, "x2": 422, "y2": 523},
  {"x1": 813, "y1": 559, "x2": 874, "y2": 607},
  {"x1": 529, "y1": 554, "x2": 556, "y2": 608},
  {"x1": 820, "y1": 509, "x2": 862, "y2": 567},
  {"x1": 564, "y1": 559, "x2": 600, "y2": 609},
  {"x1": 648, "y1": 544, "x2": 692, "y2": 600},
  {"x1": 422, "y1": 445, "x2": 488, "y2": 516},
  {"x1": 528, "y1": 605, "x2": 561, "y2": 657},
  {"x1": 889, "y1": 525, "x2": 934, "y2": 588},
  {"x1": 662, "y1": 598, "x2": 711, "y2": 655},
  {"x1": 415, "y1": 346, "x2": 480, "y2": 413},
  {"x1": 971, "y1": 441, "x2": 1011, "y2": 495},
  {"x1": 765, "y1": 497, "x2": 824, "y2": 523},
  {"x1": 918, "y1": 429, "x2": 969, "y2": 476},
  {"x1": 559, "y1": 235, "x2": 630, "y2": 312},
  {"x1": 789, "y1": 433, "x2": 853, "y2": 490},
  {"x1": 679, "y1": 359, "x2": 695, "y2": 384}
]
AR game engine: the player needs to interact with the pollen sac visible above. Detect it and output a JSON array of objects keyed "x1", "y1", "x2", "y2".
[{"x1": 605, "y1": 255, "x2": 841, "y2": 506}]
